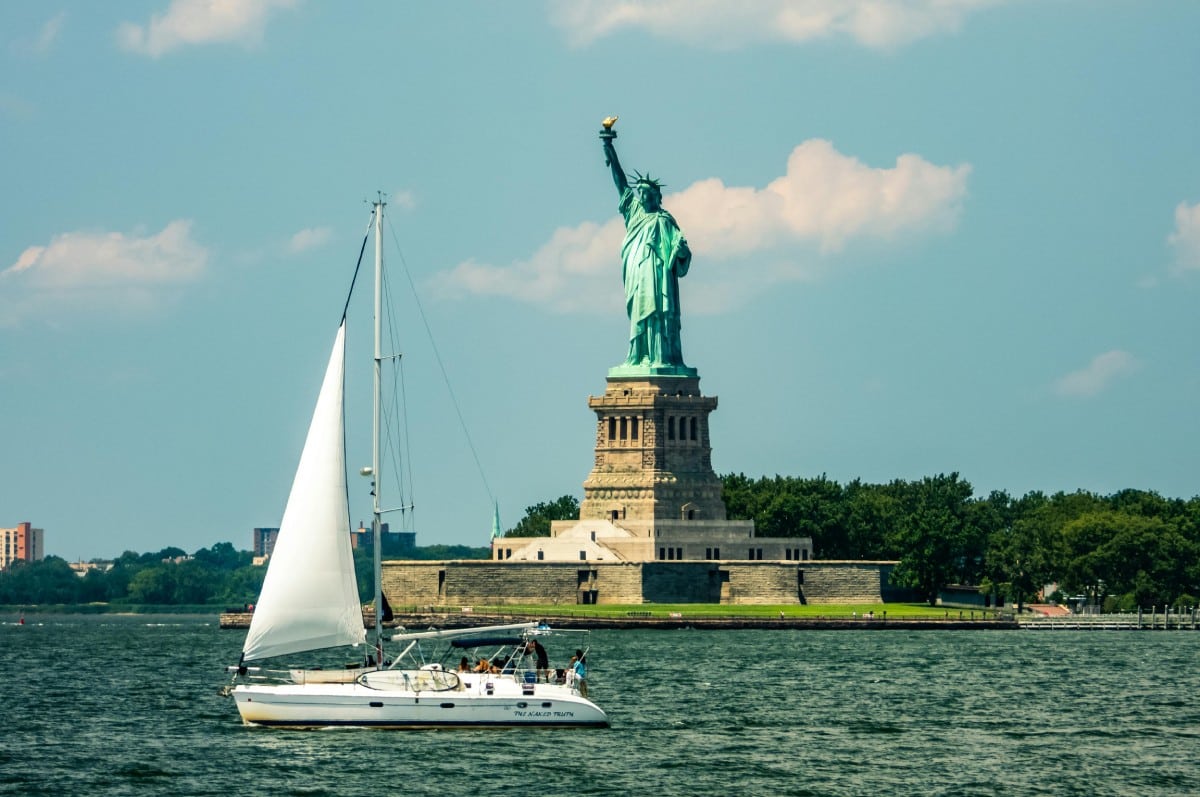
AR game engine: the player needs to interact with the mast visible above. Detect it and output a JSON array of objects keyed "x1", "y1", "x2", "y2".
[{"x1": 372, "y1": 195, "x2": 385, "y2": 662}]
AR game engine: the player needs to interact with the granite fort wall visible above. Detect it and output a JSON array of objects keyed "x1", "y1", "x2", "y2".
[
  {"x1": 383, "y1": 560, "x2": 898, "y2": 606},
  {"x1": 641, "y1": 562, "x2": 722, "y2": 603},
  {"x1": 719, "y1": 563, "x2": 804, "y2": 605},
  {"x1": 798, "y1": 561, "x2": 899, "y2": 604}
]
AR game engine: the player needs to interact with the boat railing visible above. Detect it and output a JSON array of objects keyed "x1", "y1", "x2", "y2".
[
  {"x1": 499, "y1": 658, "x2": 564, "y2": 687},
  {"x1": 494, "y1": 665, "x2": 583, "y2": 696}
]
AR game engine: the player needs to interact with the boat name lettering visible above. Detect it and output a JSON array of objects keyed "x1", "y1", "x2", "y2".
[{"x1": 512, "y1": 710, "x2": 576, "y2": 718}]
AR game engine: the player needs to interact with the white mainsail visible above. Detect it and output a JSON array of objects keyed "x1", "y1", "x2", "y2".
[{"x1": 242, "y1": 322, "x2": 366, "y2": 662}]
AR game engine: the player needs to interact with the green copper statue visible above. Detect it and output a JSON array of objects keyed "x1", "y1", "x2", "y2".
[{"x1": 600, "y1": 118, "x2": 697, "y2": 378}]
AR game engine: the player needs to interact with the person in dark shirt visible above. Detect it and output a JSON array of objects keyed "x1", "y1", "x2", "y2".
[{"x1": 529, "y1": 639, "x2": 549, "y2": 681}]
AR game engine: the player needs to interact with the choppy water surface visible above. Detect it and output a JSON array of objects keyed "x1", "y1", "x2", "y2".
[{"x1": 2, "y1": 616, "x2": 1198, "y2": 796}]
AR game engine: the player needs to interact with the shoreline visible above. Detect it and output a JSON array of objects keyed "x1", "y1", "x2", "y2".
[
  {"x1": 11, "y1": 607, "x2": 1194, "y2": 632},
  {"x1": 216, "y1": 610, "x2": 1018, "y2": 631}
]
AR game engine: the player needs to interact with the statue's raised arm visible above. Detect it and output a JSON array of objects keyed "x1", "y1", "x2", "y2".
[{"x1": 599, "y1": 116, "x2": 628, "y2": 197}]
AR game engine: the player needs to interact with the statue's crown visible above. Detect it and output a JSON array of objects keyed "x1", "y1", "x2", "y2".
[{"x1": 631, "y1": 170, "x2": 665, "y2": 191}]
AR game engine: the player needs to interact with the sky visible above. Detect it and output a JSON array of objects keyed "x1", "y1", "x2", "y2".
[{"x1": 2, "y1": 1, "x2": 1198, "y2": 562}]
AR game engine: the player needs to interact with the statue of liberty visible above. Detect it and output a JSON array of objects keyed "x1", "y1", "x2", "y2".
[{"x1": 599, "y1": 118, "x2": 696, "y2": 377}]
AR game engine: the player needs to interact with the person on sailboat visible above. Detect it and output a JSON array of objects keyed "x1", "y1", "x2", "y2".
[
  {"x1": 572, "y1": 649, "x2": 588, "y2": 697},
  {"x1": 527, "y1": 639, "x2": 549, "y2": 682}
]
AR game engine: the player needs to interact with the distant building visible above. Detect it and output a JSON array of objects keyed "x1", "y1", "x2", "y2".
[
  {"x1": 352, "y1": 522, "x2": 416, "y2": 556},
  {"x1": 493, "y1": 519, "x2": 811, "y2": 564},
  {"x1": 1, "y1": 522, "x2": 45, "y2": 571},
  {"x1": 253, "y1": 523, "x2": 416, "y2": 565},
  {"x1": 252, "y1": 527, "x2": 280, "y2": 558},
  {"x1": 69, "y1": 561, "x2": 112, "y2": 577}
]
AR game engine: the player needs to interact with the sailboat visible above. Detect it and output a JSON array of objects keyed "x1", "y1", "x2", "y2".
[{"x1": 224, "y1": 199, "x2": 608, "y2": 728}]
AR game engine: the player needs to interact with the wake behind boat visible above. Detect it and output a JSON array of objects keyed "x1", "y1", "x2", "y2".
[{"x1": 223, "y1": 198, "x2": 608, "y2": 728}]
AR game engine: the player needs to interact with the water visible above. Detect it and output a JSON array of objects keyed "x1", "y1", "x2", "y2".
[{"x1": 2, "y1": 616, "x2": 1198, "y2": 796}]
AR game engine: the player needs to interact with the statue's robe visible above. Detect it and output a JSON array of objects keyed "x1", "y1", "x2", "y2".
[{"x1": 619, "y1": 186, "x2": 691, "y2": 366}]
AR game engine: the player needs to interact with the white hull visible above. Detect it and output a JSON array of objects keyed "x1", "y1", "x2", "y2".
[{"x1": 233, "y1": 670, "x2": 607, "y2": 728}]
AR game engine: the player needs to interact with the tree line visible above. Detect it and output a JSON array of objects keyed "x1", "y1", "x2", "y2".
[
  {"x1": 1, "y1": 541, "x2": 489, "y2": 607},
  {"x1": 499, "y1": 474, "x2": 1200, "y2": 610},
  {"x1": 0, "y1": 543, "x2": 262, "y2": 608},
  {"x1": 721, "y1": 472, "x2": 1199, "y2": 609}
]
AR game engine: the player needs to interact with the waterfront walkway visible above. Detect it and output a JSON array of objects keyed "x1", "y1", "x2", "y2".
[{"x1": 1019, "y1": 612, "x2": 1199, "y2": 631}]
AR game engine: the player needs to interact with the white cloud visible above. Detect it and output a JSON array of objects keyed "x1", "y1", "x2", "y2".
[
  {"x1": 9, "y1": 11, "x2": 67, "y2": 56},
  {"x1": 1053, "y1": 350, "x2": 1139, "y2": 398},
  {"x1": 37, "y1": 11, "x2": 67, "y2": 54},
  {"x1": 1, "y1": 221, "x2": 207, "y2": 325},
  {"x1": 550, "y1": 0, "x2": 1001, "y2": 51},
  {"x1": 389, "y1": 190, "x2": 418, "y2": 211},
  {"x1": 674, "y1": 140, "x2": 971, "y2": 256},
  {"x1": 287, "y1": 226, "x2": 333, "y2": 254},
  {"x1": 36, "y1": 12, "x2": 67, "y2": 52},
  {"x1": 1167, "y1": 201, "x2": 1200, "y2": 275},
  {"x1": 433, "y1": 139, "x2": 969, "y2": 313},
  {"x1": 432, "y1": 220, "x2": 622, "y2": 314},
  {"x1": 117, "y1": 0, "x2": 296, "y2": 58}
]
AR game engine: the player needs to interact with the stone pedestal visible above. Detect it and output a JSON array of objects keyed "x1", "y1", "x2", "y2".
[{"x1": 579, "y1": 375, "x2": 728, "y2": 524}]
